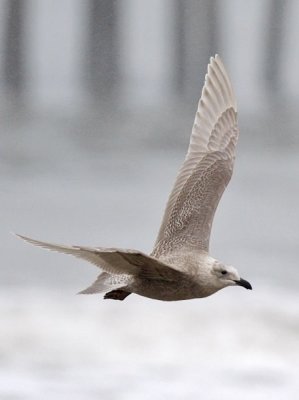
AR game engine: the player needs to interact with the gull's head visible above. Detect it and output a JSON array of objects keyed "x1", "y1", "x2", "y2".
[{"x1": 211, "y1": 261, "x2": 252, "y2": 291}]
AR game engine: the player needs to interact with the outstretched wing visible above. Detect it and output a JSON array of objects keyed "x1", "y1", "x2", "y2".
[
  {"x1": 153, "y1": 55, "x2": 238, "y2": 257},
  {"x1": 16, "y1": 234, "x2": 185, "y2": 282}
]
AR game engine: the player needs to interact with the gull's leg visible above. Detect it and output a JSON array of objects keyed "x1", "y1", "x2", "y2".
[{"x1": 104, "y1": 289, "x2": 131, "y2": 301}]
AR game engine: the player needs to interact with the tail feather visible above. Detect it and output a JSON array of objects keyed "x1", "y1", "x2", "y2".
[
  {"x1": 78, "y1": 272, "x2": 132, "y2": 295},
  {"x1": 78, "y1": 272, "x2": 111, "y2": 294}
]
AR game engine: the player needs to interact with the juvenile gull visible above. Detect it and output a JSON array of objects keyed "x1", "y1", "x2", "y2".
[{"x1": 17, "y1": 55, "x2": 252, "y2": 301}]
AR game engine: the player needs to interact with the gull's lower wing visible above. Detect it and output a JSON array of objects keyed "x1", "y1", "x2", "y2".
[
  {"x1": 153, "y1": 55, "x2": 239, "y2": 257},
  {"x1": 16, "y1": 234, "x2": 185, "y2": 282}
]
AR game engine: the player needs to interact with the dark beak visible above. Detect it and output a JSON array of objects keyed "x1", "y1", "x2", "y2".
[{"x1": 234, "y1": 278, "x2": 252, "y2": 290}]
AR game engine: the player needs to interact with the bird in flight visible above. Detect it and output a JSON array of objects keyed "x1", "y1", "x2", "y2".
[{"x1": 17, "y1": 55, "x2": 252, "y2": 301}]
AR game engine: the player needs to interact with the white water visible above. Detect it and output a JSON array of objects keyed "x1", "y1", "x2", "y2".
[{"x1": 1, "y1": 286, "x2": 299, "y2": 400}]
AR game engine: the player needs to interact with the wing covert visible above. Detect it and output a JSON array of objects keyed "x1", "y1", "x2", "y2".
[{"x1": 153, "y1": 55, "x2": 239, "y2": 257}]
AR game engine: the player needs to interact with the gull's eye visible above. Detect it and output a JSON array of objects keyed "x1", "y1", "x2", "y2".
[{"x1": 221, "y1": 270, "x2": 227, "y2": 275}]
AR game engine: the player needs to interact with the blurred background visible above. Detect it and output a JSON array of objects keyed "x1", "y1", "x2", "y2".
[{"x1": 1, "y1": 0, "x2": 299, "y2": 399}]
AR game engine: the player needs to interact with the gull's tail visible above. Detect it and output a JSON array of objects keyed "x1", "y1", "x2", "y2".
[{"x1": 78, "y1": 271, "x2": 131, "y2": 297}]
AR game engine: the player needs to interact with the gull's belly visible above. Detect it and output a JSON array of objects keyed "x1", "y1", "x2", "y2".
[{"x1": 131, "y1": 278, "x2": 204, "y2": 301}]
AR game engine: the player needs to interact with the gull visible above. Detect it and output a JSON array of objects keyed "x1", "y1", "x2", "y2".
[{"x1": 16, "y1": 55, "x2": 252, "y2": 301}]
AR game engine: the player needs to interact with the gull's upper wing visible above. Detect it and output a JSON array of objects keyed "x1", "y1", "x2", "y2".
[{"x1": 152, "y1": 55, "x2": 239, "y2": 257}]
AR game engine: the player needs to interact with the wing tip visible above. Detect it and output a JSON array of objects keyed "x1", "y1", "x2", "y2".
[
  {"x1": 13, "y1": 232, "x2": 69, "y2": 252},
  {"x1": 14, "y1": 233, "x2": 50, "y2": 250},
  {"x1": 207, "y1": 53, "x2": 237, "y2": 112},
  {"x1": 211, "y1": 53, "x2": 220, "y2": 62},
  {"x1": 13, "y1": 232, "x2": 32, "y2": 244}
]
